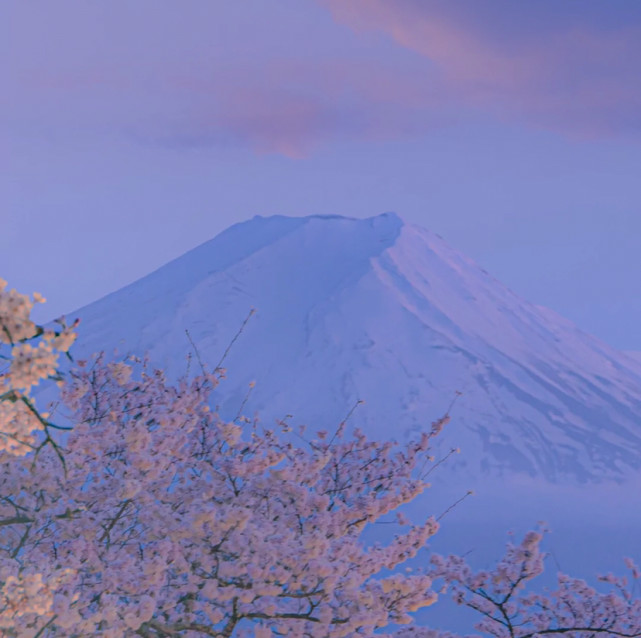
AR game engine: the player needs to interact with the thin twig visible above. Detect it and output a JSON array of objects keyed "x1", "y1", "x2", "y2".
[
  {"x1": 420, "y1": 447, "x2": 459, "y2": 480},
  {"x1": 215, "y1": 308, "x2": 256, "y2": 373},
  {"x1": 234, "y1": 383, "x2": 256, "y2": 423},
  {"x1": 436, "y1": 490, "x2": 473, "y2": 522},
  {"x1": 185, "y1": 329, "x2": 207, "y2": 375},
  {"x1": 328, "y1": 399, "x2": 364, "y2": 447}
]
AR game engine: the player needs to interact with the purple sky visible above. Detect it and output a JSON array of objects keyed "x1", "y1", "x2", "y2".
[{"x1": 3, "y1": 1, "x2": 641, "y2": 349}]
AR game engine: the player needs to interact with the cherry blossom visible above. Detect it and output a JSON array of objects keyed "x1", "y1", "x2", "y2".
[
  {"x1": 0, "y1": 279, "x2": 76, "y2": 456},
  {"x1": 1, "y1": 282, "x2": 443, "y2": 635}
]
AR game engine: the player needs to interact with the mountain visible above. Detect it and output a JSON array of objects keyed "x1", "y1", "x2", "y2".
[
  {"x1": 57, "y1": 212, "x2": 641, "y2": 633},
  {"x1": 67, "y1": 213, "x2": 641, "y2": 485}
]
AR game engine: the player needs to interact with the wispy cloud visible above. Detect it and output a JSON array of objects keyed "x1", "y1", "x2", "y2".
[
  {"x1": 136, "y1": 59, "x2": 457, "y2": 157},
  {"x1": 6, "y1": 1, "x2": 640, "y2": 161},
  {"x1": 5, "y1": 3, "x2": 446, "y2": 157},
  {"x1": 320, "y1": 0, "x2": 641, "y2": 139}
]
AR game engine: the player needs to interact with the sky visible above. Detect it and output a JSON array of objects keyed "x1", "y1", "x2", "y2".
[{"x1": 3, "y1": 0, "x2": 641, "y2": 350}]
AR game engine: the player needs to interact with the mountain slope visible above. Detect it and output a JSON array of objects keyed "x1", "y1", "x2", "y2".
[{"x1": 68, "y1": 213, "x2": 641, "y2": 483}]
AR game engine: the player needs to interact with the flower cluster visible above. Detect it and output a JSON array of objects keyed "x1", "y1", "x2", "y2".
[{"x1": 0, "y1": 279, "x2": 76, "y2": 454}]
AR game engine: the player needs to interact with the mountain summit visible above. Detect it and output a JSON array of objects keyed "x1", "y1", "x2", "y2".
[{"x1": 70, "y1": 213, "x2": 641, "y2": 483}]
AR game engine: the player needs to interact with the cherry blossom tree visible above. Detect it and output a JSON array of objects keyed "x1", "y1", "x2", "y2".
[
  {"x1": 1, "y1": 278, "x2": 641, "y2": 638},
  {"x1": 1, "y1": 280, "x2": 442, "y2": 636},
  {"x1": 428, "y1": 530, "x2": 641, "y2": 638}
]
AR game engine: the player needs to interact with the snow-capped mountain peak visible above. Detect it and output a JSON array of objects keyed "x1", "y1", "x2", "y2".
[{"x1": 68, "y1": 213, "x2": 641, "y2": 483}]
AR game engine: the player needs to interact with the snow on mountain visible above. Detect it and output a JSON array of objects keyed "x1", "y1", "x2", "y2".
[{"x1": 67, "y1": 213, "x2": 641, "y2": 484}]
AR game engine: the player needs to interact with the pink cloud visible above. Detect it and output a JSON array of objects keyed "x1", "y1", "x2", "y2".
[
  {"x1": 134, "y1": 59, "x2": 457, "y2": 157},
  {"x1": 320, "y1": 0, "x2": 641, "y2": 139},
  {"x1": 10, "y1": 1, "x2": 639, "y2": 159},
  {"x1": 9, "y1": 1, "x2": 458, "y2": 158},
  {"x1": 202, "y1": 89, "x2": 355, "y2": 159},
  {"x1": 11, "y1": 40, "x2": 458, "y2": 158}
]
